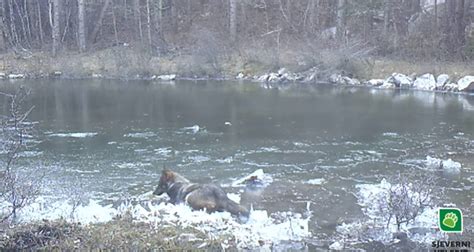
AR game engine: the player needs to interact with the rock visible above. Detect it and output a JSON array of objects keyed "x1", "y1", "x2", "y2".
[
  {"x1": 282, "y1": 73, "x2": 297, "y2": 81},
  {"x1": 0, "y1": 72, "x2": 5, "y2": 79},
  {"x1": 329, "y1": 74, "x2": 342, "y2": 84},
  {"x1": 53, "y1": 71, "x2": 62, "y2": 76},
  {"x1": 8, "y1": 73, "x2": 25, "y2": 79},
  {"x1": 444, "y1": 83, "x2": 459, "y2": 92},
  {"x1": 367, "y1": 79, "x2": 384, "y2": 86},
  {"x1": 457, "y1": 75, "x2": 474, "y2": 92},
  {"x1": 157, "y1": 74, "x2": 176, "y2": 81},
  {"x1": 303, "y1": 72, "x2": 317, "y2": 82},
  {"x1": 342, "y1": 76, "x2": 360, "y2": 85},
  {"x1": 413, "y1": 73, "x2": 436, "y2": 90},
  {"x1": 257, "y1": 74, "x2": 269, "y2": 82},
  {"x1": 329, "y1": 241, "x2": 344, "y2": 250},
  {"x1": 236, "y1": 72, "x2": 245, "y2": 79},
  {"x1": 277, "y1": 68, "x2": 287, "y2": 76},
  {"x1": 389, "y1": 73, "x2": 413, "y2": 88},
  {"x1": 91, "y1": 73, "x2": 102, "y2": 78},
  {"x1": 267, "y1": 72, "x2": 280, "y2": 82},
  {"x1": 380, "y1": 81, "x2": 395, "y2": 89},
  {"x1": 436, "y1": 74, "x2": 450, "y2": 89}
]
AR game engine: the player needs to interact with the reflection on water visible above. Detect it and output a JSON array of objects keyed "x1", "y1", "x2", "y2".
[{"x1": 0, "y1": 79, "x2": 473, "y2": 248}]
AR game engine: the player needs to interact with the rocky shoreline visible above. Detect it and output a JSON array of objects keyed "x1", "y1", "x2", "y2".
[
  {"x1": 1, "y1": 66, "x2": 473, "y2": 94},
  {"x1": 236, "y1": 68, "x2": 474, "y2": 93}
]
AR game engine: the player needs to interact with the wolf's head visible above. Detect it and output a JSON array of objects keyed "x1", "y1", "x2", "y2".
[{"x1": 153, "y1": 169, "x2": 176, "y2": 196}]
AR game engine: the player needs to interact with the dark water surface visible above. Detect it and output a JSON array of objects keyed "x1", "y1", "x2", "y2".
[{"x1": 1, "y1": 79, "x2": 473, "y2": 248}]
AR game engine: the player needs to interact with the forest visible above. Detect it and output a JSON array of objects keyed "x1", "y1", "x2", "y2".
[{"x1": 0, "y1": 0, "x2": 473, "y2": 61}]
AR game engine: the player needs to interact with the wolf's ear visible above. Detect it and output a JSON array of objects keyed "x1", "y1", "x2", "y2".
[{"x1": 162, "y1": 169, "x2": 173, "y2": 180}]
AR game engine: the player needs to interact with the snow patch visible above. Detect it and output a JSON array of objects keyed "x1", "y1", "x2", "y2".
[{"x1": 14, "y1": 194, "x2": 310, "y2": 249}]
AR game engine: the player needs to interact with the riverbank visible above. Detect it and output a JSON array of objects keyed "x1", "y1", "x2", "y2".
[
  {"x1": 0, "y1": 218, "x2": 223, "y2": 250},
  {"x1": 1, "y1": 47, "x2": 473, "y2": 93}
]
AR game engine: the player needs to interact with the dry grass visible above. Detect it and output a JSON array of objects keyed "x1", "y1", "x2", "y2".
[
  {"x1": 0, "y1": 45, "x2": 472, "y2": 81},
  {"x1": 366, "y1": 59, "x2": 474, "y2": 80},
  {"x1": 0, "y1": 216, "x2": 227, "y2": 250}
]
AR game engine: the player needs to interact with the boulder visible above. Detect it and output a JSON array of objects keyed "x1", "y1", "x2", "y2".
[
  {"x1": 267, "y1": 72, "x2": 280, "y2": 82},
  {"x1": 380, "y1": 75, "x2": 396, "y2": 89},
  {"x1": 329, "y1": 241, "x2": 344, "y2": 250},
  {"x1": 282, "y1": 72, "x2": 299, "y2": 82},
  {"x1": 366, "y1": 79, "x2": 384, "y2": 86},
  {"x1": 413, "y1": 73, "x2": 436, "y2": 90},
  {"x1": 329, "y1": 74, "x2": 342, "y2": 84},
  {"x1": 277, "y1": 68, "x2": 287, "y2": 76},
  {"x1": 443, "y1": 83, "x2": 459, "y2": 92},
  {"x1": 342, "y1": 76, "x2": 360, "y2": 85},
  {"x1": 157, "y1": 74, "x2": 176, "y2": 81},
  {"x1": 380, "y1": 81, "x2": 395, "y2": 89},
  {"x1": 8, "y1": 73, "x2": 25, "y2": 79},
  {"x1": 457, "y1": 75, "x2": 474, "y2": 92},
  {"x1": 390, "y1": 73, "x2": 413, "y2": 88},
  {"x1": 0, "y1": 72, "x2": 5, "y2": 79},
  {"x1": 303, "y1": 72, "x2": 317, "y2": 82},
  {"x1": 257, "y1": 74, "x2": 269, "y2": 82},
  {"x1": 436, "y1": 74, "x2": 450, "y2": 89},
  {"x1": 91, "y1": 73, "x2": 102, "y2": 78},
  {"x1": 236, "y1": 72, "x2": 245, "y2": 79}
]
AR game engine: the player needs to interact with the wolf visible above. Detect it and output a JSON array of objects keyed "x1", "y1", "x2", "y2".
[{"x1": 153, "y1": 169, "x2": 250, "y2": 219}]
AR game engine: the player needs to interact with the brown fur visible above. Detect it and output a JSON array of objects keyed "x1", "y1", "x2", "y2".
[{"x1": 153, "y1": 169, "x2": 249, "y2": 219}]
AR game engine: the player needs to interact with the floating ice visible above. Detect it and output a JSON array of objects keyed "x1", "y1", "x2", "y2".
[
  {"x1": 216, "y1": 156, "x2": 233, "y2": 164},
  {"x1": 425, "y1": 156, "x2": 461, "y2": 173},
  {"x1": 182, "y1": 125, "x2": 200, "y2": 134},
  {"x1": 49, "y1": 132, "x2": 98, "y2": 138},
  {"x1": 123, "y1": 132, "x2": 157, "y2": 138},
  {"x1": 304, "y1": 178, "x2": 326, "y2": 185},
  {"x1": 231, "y1": 169, "x2": 273, "y2": 188}
]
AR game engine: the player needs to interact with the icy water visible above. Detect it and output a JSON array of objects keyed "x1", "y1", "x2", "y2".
[{"x1": 1, "y1": 79, "x2": 473, "y2": 250}]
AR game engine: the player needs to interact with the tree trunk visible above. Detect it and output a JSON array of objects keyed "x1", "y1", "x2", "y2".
[
  {"x1": 77, "y1": 0, "x2": 86, "y2": 51},
  {"x1": 36, "y1": 0, "x2": 43, "y2": 47},
  {"x1": 383, "y1": 1, "x2": 391, "y2": 37},
  {"x1": 133, "y1": 0, "x2": 142, "y2": 42},
  {"x1": 112, "y1": 4, "x2": 119, "y2": 46},
  {"x1": 146, "y1": 0, "x2": 152, "y2": 48},
  {"x1": 434, "y1": 0, "x2": 438, "y2": 30},
  {"x1": 90, "y1": 0, "x2": 111, "y2": 43},
  {"x1": 308, "y1": 0, "x2": 318, "y2": 32},
  {"x1": 52, "y1": 0, "x2": 60, "y2": 56},
  {"x1": 229, "y1": 0, "x2": 237, "y2": 42},
  {"x1": 336, "y1": 0, "x2": 345, "y2": 40},
  {"x1": 0, "y1": 0, "x2": 6, "y2": 51}
]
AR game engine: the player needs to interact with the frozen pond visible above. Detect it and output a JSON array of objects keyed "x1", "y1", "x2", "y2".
[{"x1": 1, "y1": 79, "x2": 473, "y2": 249}]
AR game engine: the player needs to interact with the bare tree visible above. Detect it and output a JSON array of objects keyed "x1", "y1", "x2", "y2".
[
  {"x1": 145, "y1": 0, "x2": 152, "y2": 48},
  {"x1": 51, "y1": 0, "x2": 60, "y2": 56},
  {"x1": 377, "y1": 173, "x2": 437, "y2": 231},
  {"x1": 229, "y1": 0, "x2": 237, "y2": 42},
  {"x1": 336, "y1": 0, "x2": 345, "y2": 40},
  {"x1": 90, "y1": 0, "x2": 111, "y2": 44},
  {"x1": 0, "y1": 88, "x2": 41, "y2": 223},
  {"x1": 77, "y1": 0, "x2": 86, "y2": 51},
  {"x1": 133, "y1": 0, "x2": 143, "y2": 42}
]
